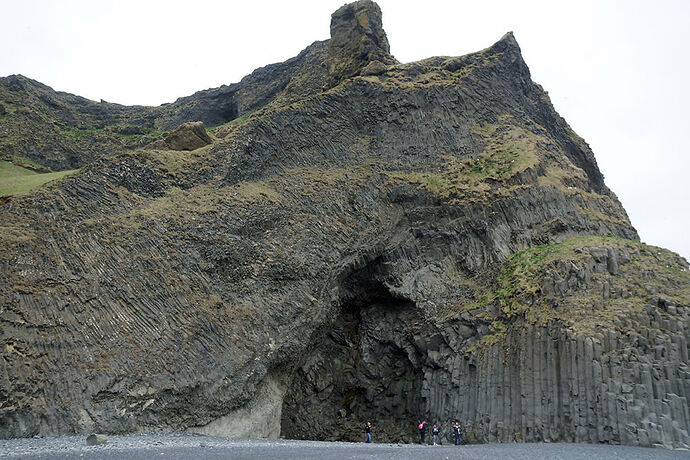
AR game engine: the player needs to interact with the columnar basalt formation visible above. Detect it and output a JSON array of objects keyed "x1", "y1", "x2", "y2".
[
  {"x1": 1, "y1": 1, "x2": 688, "y2": 450},
  {"x1": 282, "y1": 242, "x2": 689, "y2": 447}
]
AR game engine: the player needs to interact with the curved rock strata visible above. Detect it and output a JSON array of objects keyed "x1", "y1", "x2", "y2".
[{"x1": 1, "y1": 1, "x2": 688, "y2": 450}]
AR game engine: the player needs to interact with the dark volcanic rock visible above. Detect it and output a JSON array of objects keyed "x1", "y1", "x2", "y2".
[
  {"x1": 360, "y1": 60, "x2": 388, "y2": 76},
  {"x1": 0, "y1": 75, "x2": 160, "y2": 171},
  {"x1": 0, "y1": 0, "x2": 688, "y2": 452},
  {"x1": 282, "y1": 242, "x2": 690, "y2": 447},
  {"x1": 156, "y1": 40, "x2": 328, "y2": 133},
  {"x1": 327, "y1": 0, "x2": 397, "y2": 87},
  {"x1": 0, "y1": 39, "x2": 328, "y2": 171}
]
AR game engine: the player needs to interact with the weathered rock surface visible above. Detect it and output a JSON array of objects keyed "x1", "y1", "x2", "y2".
[
  {"x1": 0, "y1": 39, "x2": 328, "y2": 171},
  {"x1": 0, "y1": 75, "x2": 159, "y2": 171},
  {"x1": 360, "y1": 60, "x2": 388, "y2": 76},
  {"x1": 327, "y1": 0, "x2": 397, "y2": 87},
  {"x1": 150, "y1": 121, "x2": 212, "y2": 151},
  {"x1": 1, "y1": 0, "x2": 688, "y2": 451},
  {"x1": 85, "y1": 433, "x2": 107, "y2": 446},
  {"x1": 282, "y1": 241, "x2": 690, "y2": 447}
]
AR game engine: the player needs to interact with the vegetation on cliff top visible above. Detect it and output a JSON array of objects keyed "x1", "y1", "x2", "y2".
[{"x1": 466, "y1": 235, "x2": 689, "y2": 352}]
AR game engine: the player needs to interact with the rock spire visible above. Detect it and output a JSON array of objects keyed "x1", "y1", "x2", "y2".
[{"x1": 327, "y1": 0, "x2": 397, "y2": 88}]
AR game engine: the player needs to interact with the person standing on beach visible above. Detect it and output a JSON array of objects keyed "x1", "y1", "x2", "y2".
[
  {"x1": 365, "y1": 422, "x2": 372, "y2": 443},
  {"x1": 453, "y1": 421, "x2": 462, "y2": 445},
  {"x1": 418, "y1": 420, "x2": 427, "y2": 444},
  {"x1": 432, "y1": 423, "x2": 439, "y2": 445}
]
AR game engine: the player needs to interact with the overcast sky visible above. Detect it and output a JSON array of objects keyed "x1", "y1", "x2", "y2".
[{"x1": 2, "y1": 0, "x2": 688, "y2": 260}]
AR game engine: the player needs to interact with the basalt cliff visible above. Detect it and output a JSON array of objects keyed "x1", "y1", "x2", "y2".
[{"x1": 1, "y1": 0, "x2": 689, "y2": 449}]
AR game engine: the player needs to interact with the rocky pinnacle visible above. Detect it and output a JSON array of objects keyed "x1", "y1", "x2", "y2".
[{"x1": 327, "y1": 0, "x2": 397, "y2": 88}]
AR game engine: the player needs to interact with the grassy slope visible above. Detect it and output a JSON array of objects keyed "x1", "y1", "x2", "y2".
[{"x1": 0, "y1": 160, "x2": 76, "y2": 196}]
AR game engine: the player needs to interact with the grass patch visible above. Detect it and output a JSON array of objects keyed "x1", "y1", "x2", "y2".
[
  {"x1": 464, "y1": 235, "x2": 690, "y2": 353},
  {"x1": 113, "y1": 130, "x2": 163, "y2": 139},
  {"x1": 0, "y1": 102, "x2": 21, "y2": 115},
  {"x1": 0, "y1": 160, "x2": 76, "y2": 196},
  {"x1": 59, "y1": 126, "x2": 164, "y2": 142},
  {"x1": 98, "y1": 181, "x2": 284, "y2": 232},
  {"x1": 110, "y1": 125, "x2": 164, "y2": 139},
  {"x1": 390, "y1": 122, "x2": 539, "y2": 203},
  {"x1": 0, "y1": 152, "x2": 51, "y2": 173},
  {"x1": 482, "y1": 236, "x2": 637, "y2": 316}
]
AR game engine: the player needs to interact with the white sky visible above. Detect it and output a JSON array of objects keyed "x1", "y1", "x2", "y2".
[{"x1": 2, "y1": 0, "x2": 689, "y2": 260}]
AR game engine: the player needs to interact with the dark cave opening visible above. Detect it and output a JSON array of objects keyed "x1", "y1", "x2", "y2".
[
  {"x1": 218, "y1": 104, "x2": 238, "y2": 124},
  {"x1": 280, "y1": 281, "x2": 427, "y2": 443}
]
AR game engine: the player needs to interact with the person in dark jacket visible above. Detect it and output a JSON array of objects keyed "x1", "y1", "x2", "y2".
[
  {"x1": 432, "y1": 423, "x2": 440, "y2": 445},
  {"x1": 365, "y1": 422, "x2": 372, "y2": 443},
  {"x1": 453, "y1": 421, "x2": 462, "y2": 445},
  {"x1": 418, "y1": 420, "x2": 427, "y2": 444}
]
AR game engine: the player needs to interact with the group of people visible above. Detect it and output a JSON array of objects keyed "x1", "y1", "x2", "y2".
[
  {"x1": 363, "y1": 420, "x2": 463, "y2": 445},
  {"x1": 418, "y1": 420, "x2": 462, "y2": 445}
]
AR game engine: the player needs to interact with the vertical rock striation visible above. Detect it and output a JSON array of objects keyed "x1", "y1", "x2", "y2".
[
  {"x1": 1, "y1": 1, "x2": 688, "y2": 450},
  {"x1": 282, "y1": 242, "x2": 690, "y2": 449}
]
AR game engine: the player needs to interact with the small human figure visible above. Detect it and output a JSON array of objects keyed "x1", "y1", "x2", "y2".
[
  {"x1": 418, "y1": 420, "x2": 427, "y2": 444},
  {"x1": 453, "y1": 421, "x2": 462, "y2": 446},
  {"x1": 432, "y1": 423, "x2": 439, "y2": 445},
  {"x1": 365, "y1": 421, "x2": 372, "y2": 443}
]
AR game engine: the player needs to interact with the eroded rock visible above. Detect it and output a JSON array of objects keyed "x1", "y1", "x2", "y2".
[
  {"x1": 152, "y1": 121, "x2": 212, "y2": 151},
  {"x1": 327, "y1": 0, "x2": 397, "y2": 87},
  {"x1": 0, "y1": 0, "x2": 688, "y2": 452},
  {"x1": 360, "y1": 60, "x2": 388, "y2": 76}
]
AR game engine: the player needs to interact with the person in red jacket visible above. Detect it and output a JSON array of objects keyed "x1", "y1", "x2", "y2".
[{"x1": 418, "y1": 420, "x2": 427, "y2": 444}]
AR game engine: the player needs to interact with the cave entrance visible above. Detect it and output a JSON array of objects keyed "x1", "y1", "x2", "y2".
[{"x1": 281, "y1": 282, "x2": 425, "y2": 443}]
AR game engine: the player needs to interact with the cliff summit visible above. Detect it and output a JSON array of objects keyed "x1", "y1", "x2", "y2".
[{"x1": 327, "y1": 0, "x2": 397, "y2": 87}]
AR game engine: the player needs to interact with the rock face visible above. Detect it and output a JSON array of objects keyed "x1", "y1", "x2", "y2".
[
  {"x1": 360, "y1": 60, "x2": 388, "y2": 76},
  {"x1": 0, "y1": 75, "x2": 160, "y2": 171},
  {"x1": 327, "y1": 0, "x2": 397, "y2": 87},
  {"x1": 151, "y1": 121, "x2": 212, "y2": 151},
  {"x1": 282, "y1": 241, "x2": 690, "y2": 447},
  {"x1": 1, "y1": 0, "x2": 689, "y2": 450},
  {"x1": 0, "y1": 39, "x2": 328, "y2": 171}
]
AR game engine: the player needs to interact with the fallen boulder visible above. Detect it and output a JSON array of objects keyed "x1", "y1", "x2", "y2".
[{"x1": 153, "y1": 121, "x2": 212, "y2": 151}]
